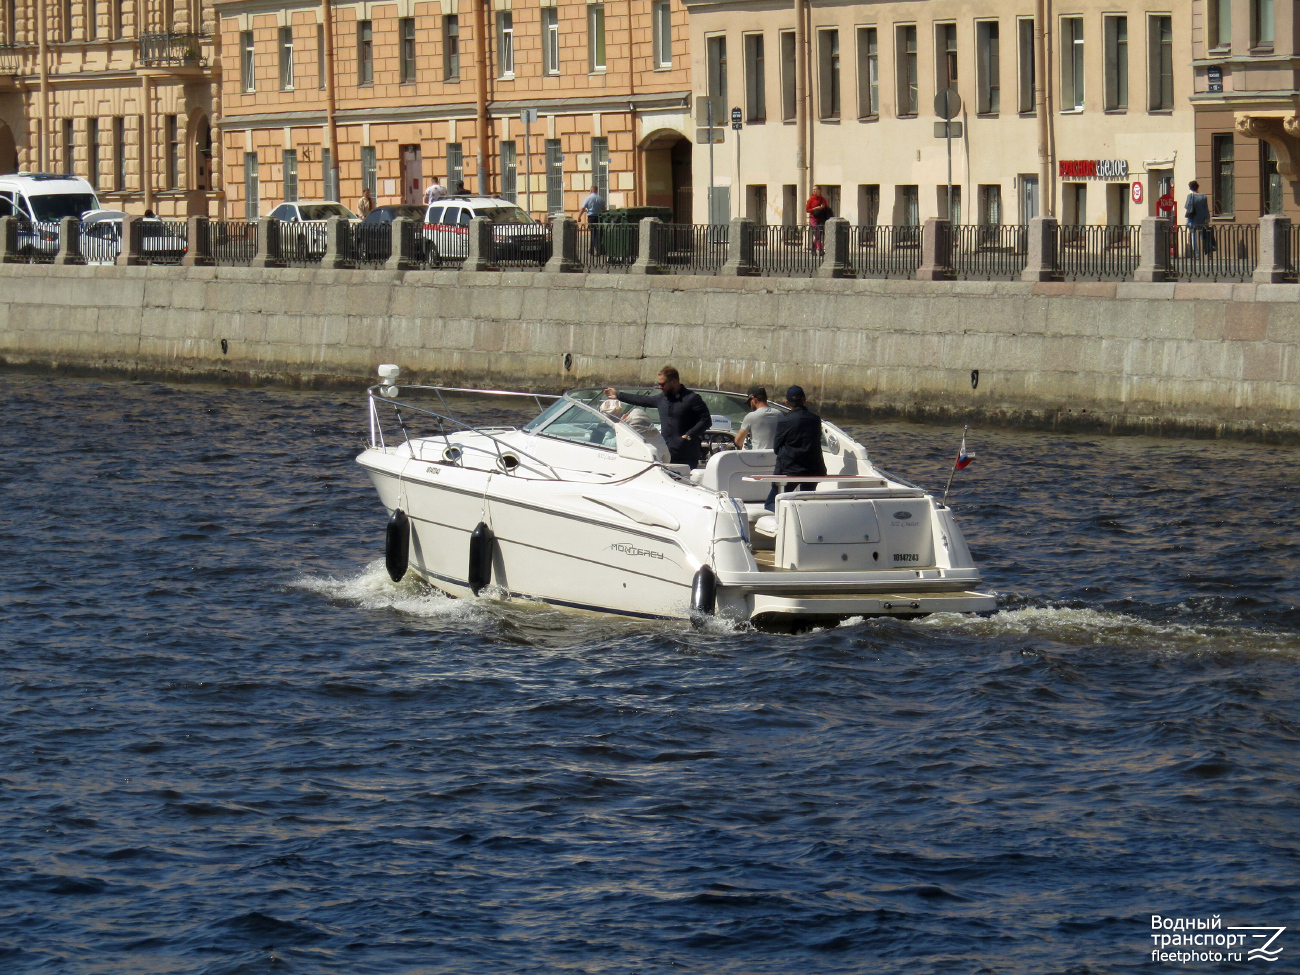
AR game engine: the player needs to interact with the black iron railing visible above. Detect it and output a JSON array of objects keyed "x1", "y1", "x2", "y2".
[
  {"x1": 279, "y1": 222, "x2": 326, "y2": 265},
  {"x1": 663, "y1": 223, "x2": 728, "y2": 274},
  {"x1": 851, "y1": 225, "x2": 922, "y2": 278},
  {"x1": 207, "y1": 221, "x2": 257, "y2": 265},
  {"x1": 137, "y1": 220, "x2": 188, "y2": 264},
  {"x1": 138, "y1": 31, "x2": 206, "y2": 67},
  {"x1": 80, "y1": 221, "x2": 121, "y2": 264},
  {"x1": 755, "y1": 224, "x2": 822, "y2": 276},
  {"x1": 1057, "y1": 225, "x2": 1140, "y2": 281},
  {"x1": 1171, "y1": 224, "x2": 1257, "y2": 281},
  {"x1": 951, "y1": 224, "x2": 1029, "y2": 280},
  {"x1": 577, "y1": 224, "x2": 637, "y2": 271},
  {"x1": 12, "y1": 219, "x2": 59, "y2": 263},
  {"x1": 493, "y1": 224, "x2": 552, "y2": 268},
  {"x1": 351, "y1": 222, "x2": 392, "y2": 268}
]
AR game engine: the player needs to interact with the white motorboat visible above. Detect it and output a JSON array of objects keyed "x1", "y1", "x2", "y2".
[{"x1": 356, "y1": 367, "x2": 996, "y2": 629}]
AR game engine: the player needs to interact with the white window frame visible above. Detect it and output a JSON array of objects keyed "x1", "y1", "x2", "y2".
[
  {"x1": 542, "y1": 8, "x2": 560, "y2": 76},
  {"x1": 588, "y1": 3, "x2": 606, "y2": 72},
  {"x1": 652, "y1": 1, "x2": 672, "y2": 68},
  {"x1": 856, "y1": 26, "x2": 878, "y2": 120},
  {"x1": 497, "y1": 11, "x2": 514, "y2": 78}
]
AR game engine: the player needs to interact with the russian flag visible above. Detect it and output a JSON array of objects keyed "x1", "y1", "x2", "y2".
[{"x1": 955, "y1": 433, "x2": 975, "y2": 470}]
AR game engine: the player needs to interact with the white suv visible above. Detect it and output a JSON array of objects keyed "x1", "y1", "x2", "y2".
[
  {"x1": 422, "y1": 196, "x2": 549, "y2": 262},
  {"x1": 0, "y1": 173, "x2": 101, "y2": 255},
  {"x1": 269, "y1": 201, "x2": 359, "y2": 258}
]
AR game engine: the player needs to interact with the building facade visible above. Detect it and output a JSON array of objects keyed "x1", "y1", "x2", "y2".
[
  {"x1": 682, "y1": 0, "x2": 1195, "y2": 227},
  {"x1": 1191, "y1": 0, "x2": 1297, "y2": 223},
  {"x1": 215, "y1": 0, "x2": 693, "y2": 221},
  {"x1": 0, "y1": 0, "x2": 220, "y2": 217}
]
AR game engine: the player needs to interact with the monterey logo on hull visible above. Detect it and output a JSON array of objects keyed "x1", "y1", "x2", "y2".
[{"x1": 608, "y1": 542, "x2": 666, "y2": 561}]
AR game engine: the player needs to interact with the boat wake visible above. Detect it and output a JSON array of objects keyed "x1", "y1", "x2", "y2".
[{"x1": 292, "y1": 559, "x2": 489, "y2": 622}]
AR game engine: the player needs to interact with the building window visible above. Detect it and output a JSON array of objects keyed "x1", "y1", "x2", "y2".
[
  {"x1": 113, "y1": 116, "x2": 125, "y2": 191},
  {"x1": 1103, "y1": 16, "x2": 1127, "y2": 111},
  {"x1": 542, "y1": 9, "x2": 559, "y2": 75},
  {"x1": 323, "y1": 147, "x2": 337, "y2": 202},
  {"x1": 283, "y1": 150, "x2": 298, "y2": 203},
  {"x1": 780, "y1": 30, "x2": 796, "y2": 121},
  {"x1": 1209, "y1": 0, "x2": 1230, "y2": 49},
  {"x1": 653, "y1": 1, "x2": 672, "y2": 68},
  {"x1": 501, "y1": 140, "x2": 517, "y2": 201},
  {"x1": 858, "y1": 184, "x2": 879, "y2": 225},
  {"x1": 61, "y1": 0, "x2": 70, "y2": 41},
  {"x1": 87, "y1": 0, "x2": 96, "y2": 40},
  {"x1": 280, "y1": 26, "x2": 294, "y2": 90},
  {"x1": 935, "y1": 22, "x2": 957, "y2": 93},
  {"x1": 362, "y1": 145, "x2": 377, "y2": 198},
  {"x1": 744, "y1": 33, "x2": 765, "y2": 122},
  {"x1": 940, "y1": 184, "x2": 961, "y2": 223},
  {"x1": 591, "y1": 136, "x2": 609, "y2": 199},
  {"x1": 447, "y1": 142, "x2": 463, "y2": 190},
  {"x1": 62, "y1": 118, "x2": 73, "y2": 174},
  {"x1": 857, "y1": 27, "x2": 878, "y2": 119},
  {"x1": 1252, "y1": 0, "x2": 1273, "y2": 48},
  {"x1": 897, "y1": 185, "x2": 919, "y2": 225},
  {"x1": 245, "y1": 152, "x2": 259, "y2": 219},
  {"x1": 1018, "y1": 18, "x2": 1035, "y2": 114},
  {"x1": 896, "y1": 25, "x2": 918, "y2": 116},
  {"x1": 166, "y1": 115, "x2": 179, "y2": 189},
  {"x1": 241, "y1": 30, "x2": 255, "y2": 92},
  {"x1": 1212, "y1": 134, "x2": 1234, "y2": 215},
  {"x1": 358, "y1": 21, "x2": 374, "y2": 85},
  {"x1": 112, "y1": 0, "x2": 122, "y2": 39},
  {"x1": 707, "y1": 35, "x2": 727, "y2": 108},
  {"x1": 400, "y1": 18, "x2": 416, "y2": 83},
  {"x1": 1148, "y1": 16, "x2": 1172, "y2": 111},
  {"x1": 317, "y1": 25, "x2": 326, "y2": 89},
  {"x1": 818, "y1": 28, "x2": 840, "y2": 120},
  {"x1": 496, "y1": 12, "x2": 513, "y2": 77},
  {"x1": 979, "y1": 184, "x2": 1002, "y2": 225},
  {"x1": 444, "y1": 15, "x2": 460, "y2": 80},
  {"x1": 545, "y1": 138, "x2": 563, "y2": 214},
  {"x1": 976, "y1": 21, "x2": 999, "y2": 114},
  {"x1": 587, "y1": 3, "x2": 605, "y2": 72},
  {"x1": 746, "y1": 184, "x2": 767, "y2": 223},
  {"x1": 1261, "y1": 141, "x2": 1282, "y2": 215},
  {"x1": 1063, "y1": 182, "x2": 1086, "y2": 224},
  {"x1": 87, "y1": 118, "x2": 99, "y2": 188},
  {"x1": 1061, "y1": 17, "x2": 1084, "y2": 110}
]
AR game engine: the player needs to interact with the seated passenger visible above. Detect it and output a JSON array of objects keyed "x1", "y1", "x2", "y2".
[{"x1": 734, "y1": 385, "x2": 782, "y2": 450}]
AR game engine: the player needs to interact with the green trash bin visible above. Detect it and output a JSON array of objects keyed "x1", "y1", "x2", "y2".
[{"x1": 595, "y1": 207, "x2": 673, "y2": 262}]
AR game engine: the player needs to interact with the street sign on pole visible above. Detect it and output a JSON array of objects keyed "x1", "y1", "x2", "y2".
[
  {"x1": 730, "y1": 107, "x2": 742, "y2": 131},
  {"x1": 695, "y1": 96, "x2": 724, "y2": 127},
  {"x1": 934, "y1": 88, "x2": 962, "y2": 221},
  {"x1": 695, "y1": 128, "x2": 725, "y2": 145},
  {"x1": 933, "y1": 121, "x2": 963, "y2": 138}
]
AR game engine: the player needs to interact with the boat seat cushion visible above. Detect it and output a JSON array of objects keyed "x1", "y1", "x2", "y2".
[
  {"x1": 700, "y1": 449, "x2": 776, "y2": 503},
  {"x1": 752, "y1": 514, "x2": 777, "y2": 538}
]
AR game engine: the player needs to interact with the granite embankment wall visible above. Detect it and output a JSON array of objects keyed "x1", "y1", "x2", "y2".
[{"x1": 2, "y1": 263, "x2": 1298, "y2": 440}]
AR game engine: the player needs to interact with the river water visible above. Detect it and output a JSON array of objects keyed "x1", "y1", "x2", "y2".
[{"x1": 2, "y1": 373, "x2": 1297, "y2": 974}]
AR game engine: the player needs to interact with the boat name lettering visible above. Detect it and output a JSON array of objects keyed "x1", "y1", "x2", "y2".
[
  {"x1": 893, "y1": 511, "x2": 913, "y2": 520},
  {"x1": 424, "y1": 465, "x2": 441, "y2": 475},
  {"x1": 608, "y1": 542, "x2": 666, "y2": 560},
  {"x1": 893, "y1": 553, "x2": 920, "y2": 562}
]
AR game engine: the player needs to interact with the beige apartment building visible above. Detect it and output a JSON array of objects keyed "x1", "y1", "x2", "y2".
[
  {"x1": 0, "y1": 0, "x2": 219, "y2": 217},
  {"x1": 1191, "y1": 0, "x2": 1300, "y2": 222},
  {"x1": 683, "y1": 0, "x2": 1195, "y2": 227},
  {"x1": 215, "y1": 0, "x2": 693, "y2": 220}
]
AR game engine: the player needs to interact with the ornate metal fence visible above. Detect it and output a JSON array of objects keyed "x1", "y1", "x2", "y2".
[
  {"x1": 577, "y1": 224, "x2": 637, "y2": 272},
  {"x1": 207, "y1": 221, "x2": 257, "y2": 265},
  {"x1": 279, "y1": 222, "x2": 326, "y2": 266},
  {"x1": 1057, "y1": 225, "x2": 1140, "y2": 280},
  {"x1": 851, "y1": 225, "x2": 923, "y2": 278},
  {"x1": 755, "y1": 224, "x2": 823, "y2": 276},
  {"x1": 351, "y1": 222, "x2": 392, "y2": 268},
  {"x1": 1171, "y1": 224, "x2": 1257, "y2": 281},
  {"x1": 951, "y1": 224, "x2": 1029, "y2": 280},
  {"x1": 662, "y1": 223, "x2": 728, "y2": 275}
]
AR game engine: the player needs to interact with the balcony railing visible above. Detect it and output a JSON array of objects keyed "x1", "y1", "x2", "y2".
[
  {"x1": 138, "y1": 31, "x2": 206, "y2": 68},
  {"x1": 0, "y1": 44, "x2": 21, "y2": 74}
]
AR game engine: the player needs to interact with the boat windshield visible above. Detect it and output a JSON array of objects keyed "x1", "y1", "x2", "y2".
[
  {"x1": 532, "y1": 403, "x2": 616, "y2": 450},
  {"x1": 522, "y1": 398, "x2": 572, "y2": 432},
  {"x1": 565, "y1": 387, "x2": 766, "y2": 427}
]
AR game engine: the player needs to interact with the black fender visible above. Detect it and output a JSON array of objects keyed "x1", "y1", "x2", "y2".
[
  {"x1": 385, "y1": 509, "x2": 410, "y2": 582},
  {"x1": 690, "y1": 565, "x2": 717, "y2": 624},
  {"x1": 468, "y1": 522, "x2": 495, "y2": 595}
]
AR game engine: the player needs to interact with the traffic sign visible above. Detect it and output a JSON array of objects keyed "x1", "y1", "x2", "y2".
[
  {"x1": 695, "y1": 96, "x2": 724, "y2": 127},
  {"x1": 1131, "y1": 181, "x2": 1144, "y2": 204},
  {"x1": 730, "y1": 107, "x2": 742, "y2": 130},
  {"x1": 933, "y1": 121, "x2": 963, "y2": 138},
  {"x1": 696, "y1": 127, "x2": 725, "y2": 145},
  {"x1": 934, "y1": 88, "x2": 962, "y2": 120},
  {"x1": 520, "y1": 108, "x2": 538, "y2": 125}
]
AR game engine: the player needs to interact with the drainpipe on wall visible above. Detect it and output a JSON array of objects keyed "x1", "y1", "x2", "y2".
[
  {"x1": 1035, "y1": 0, "x2": 1051, "y2": 216},
  {"x1": 322, "y1": 0, "x2": 339, "y2": 201},
  {"x1": 474, "y1": 0, "x2": 490, "y2": 194},
  {"x1": 37, "y1": 0, "x2": 48, "y2": 171},
  {"x1": 794, "y1": 0, "x2": 807, "y2": 221},
  {"x1": 213, "y1": 30, "x2": 226, "y2": 219},
  {"x1": 143, "y1": 74, "x2": 154, "y2": 213},
  {"x1": 628, "y1": 0, "x2": 638, "y2": 206}
]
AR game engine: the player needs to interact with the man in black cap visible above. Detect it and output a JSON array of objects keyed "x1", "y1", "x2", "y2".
[
  {"x1": 766, "y1": 385, "x2": 827, "y2": 510},
  {"x1": 603, "y1": 365, "x2": 712, "y2": 468}
]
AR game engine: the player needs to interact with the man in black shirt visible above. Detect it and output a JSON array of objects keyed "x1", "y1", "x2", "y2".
[
  {"x1": 603, "y1": 366, "x2": 712, "y2": 467},
  {"x1": 766, "y1": 385, "x2": 827, "y2": 510}
]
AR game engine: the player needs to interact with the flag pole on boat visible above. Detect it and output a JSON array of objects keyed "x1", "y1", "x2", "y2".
[{"x1": 941, "y1": 425, "x2": 975, "y2": 505}]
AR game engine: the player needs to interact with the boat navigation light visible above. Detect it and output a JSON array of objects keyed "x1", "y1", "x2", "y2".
[{"x1": 378, "y1": 363, "x2": 401, "y2": 398}]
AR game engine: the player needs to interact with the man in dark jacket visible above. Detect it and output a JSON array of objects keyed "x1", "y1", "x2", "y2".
[
  {"x1": 766, "y1": 385, "x2": 827, "y2": 510},
  {"x1": 604, "y1": 366, "x2": 712, "y2": 467}
]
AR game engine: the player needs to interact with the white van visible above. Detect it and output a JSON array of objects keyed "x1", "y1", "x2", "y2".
[{"x1": 0, "y1": 173, "x2": 100, "y2": 223}]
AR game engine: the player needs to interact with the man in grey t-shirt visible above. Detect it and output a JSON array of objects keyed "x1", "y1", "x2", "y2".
[{"x1": 735, "y1": 385, "x2": 782, "y2": 450}]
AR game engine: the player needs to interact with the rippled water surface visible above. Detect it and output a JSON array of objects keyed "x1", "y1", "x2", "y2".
[{"x1": 2, "y1": 374, "x2": 1298, "y2": 974}]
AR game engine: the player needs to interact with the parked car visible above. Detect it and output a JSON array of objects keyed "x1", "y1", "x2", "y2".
[
  {"x1": 422, "y1": 196, "x2": 549, "y2": 263},
  {"x1": 0, "y1": 173, "x2": 100, "y2": 256},
  {"x1": 269, "y1": 201, "x2": 359, "y2": 259},
  {"x1": 357, "y1": 204, "x2": 431, "y2": 262},
  {"x1": 79, "y1": 210, "x2": 188, "y2": 264}
]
